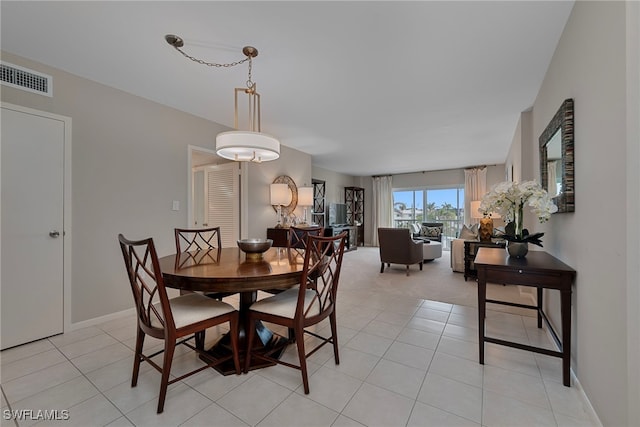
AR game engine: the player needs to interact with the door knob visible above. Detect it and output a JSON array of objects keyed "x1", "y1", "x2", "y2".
[{"x1": 49, "y1": 230, "x2": 60, "y2": 238}]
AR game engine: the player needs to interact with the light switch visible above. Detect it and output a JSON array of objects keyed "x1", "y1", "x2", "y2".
[{"x1": 172, "y1": 200, "x2": 180, "y2": 211}]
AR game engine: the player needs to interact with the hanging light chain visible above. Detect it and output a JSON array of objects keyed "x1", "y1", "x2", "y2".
[
  {"x1": 165, "y1": 35, "x2": 257, "y2": 90},
  {"x1": 246, "y1": 55, "x2": 254, "y2": 91},
  {"x1": 171, "y1": 45, "x2": 251, "y2": 69}
]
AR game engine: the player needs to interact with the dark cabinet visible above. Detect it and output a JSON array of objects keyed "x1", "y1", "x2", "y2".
[
  {"x1": 464, "y1": 240, "x2": 506, "y2": 281},
  {"x1": 312, "y1": 180, "x2": 326, "y2": 227},
  {"x1": 267, "y1": 226, "x2": 356, "y2": 252},
  {"x1": 328, "y1": 225, "x2": 357, "y2": 252},
  {"x1": 344, "y1": 187, "x2": 364, "y2": 246},
  {"x1": 266, "y1": 228, "x2": 289, "y2": 247}
]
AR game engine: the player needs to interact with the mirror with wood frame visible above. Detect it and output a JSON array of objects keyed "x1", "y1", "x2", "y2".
[{"x1": 539, "y1": 98, "x2": 574, "y2": 213}]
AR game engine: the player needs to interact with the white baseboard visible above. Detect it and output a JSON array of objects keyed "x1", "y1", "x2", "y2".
[
  {"x1": 67, "y1": 307, "x2": 135, "y2": 331},
  {"x1": 519, "y1": 286, "x2": 603, "y2": 426}
]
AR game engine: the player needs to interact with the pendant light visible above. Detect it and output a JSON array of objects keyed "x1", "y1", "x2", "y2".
[{"x1": 165, "y1": 35, "x2": 280, "y2": 162}]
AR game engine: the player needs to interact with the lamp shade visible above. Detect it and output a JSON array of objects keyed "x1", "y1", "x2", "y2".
[
  {"x1": 216, "y1": 131, "x2": 280, "y2": 162},
  {"x1": 270, "y1": 183, "x2": 290, "y2": 205},
  {"x1": 298, "y1": 187, "x2": 313, "y2": 207},
  {"x1": 471, "y1": 200, "x2": 501, "y2": 219},
  {"x1": 470, "y1": 201, "x2": 484, "y2": 219}
]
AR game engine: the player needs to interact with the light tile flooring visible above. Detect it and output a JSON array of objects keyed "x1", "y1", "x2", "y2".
[{"x1": 1, "y1": 249, "x2": 598, "y2": 426}]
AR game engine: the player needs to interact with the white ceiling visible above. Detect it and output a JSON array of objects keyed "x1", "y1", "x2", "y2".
[{"x1": 1, "y1": 1, "x2": 574, "y2": 176}]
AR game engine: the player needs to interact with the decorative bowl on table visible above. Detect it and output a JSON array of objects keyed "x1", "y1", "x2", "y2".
[{"x1": 237, "y1": 238, "x2": 273, "y2": 261}]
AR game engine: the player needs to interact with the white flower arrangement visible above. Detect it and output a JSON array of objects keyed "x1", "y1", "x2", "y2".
[{"x1": 480, "y1": 180, "x2": 558, "y2": 246}]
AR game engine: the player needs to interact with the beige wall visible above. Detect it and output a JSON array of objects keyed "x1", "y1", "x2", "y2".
[
  {"x1": 509, "y1": 2, "x2": 639, "y2": 425},
  {"x1": 0, "y1": 51, "x2": 314, "y2": 325}
]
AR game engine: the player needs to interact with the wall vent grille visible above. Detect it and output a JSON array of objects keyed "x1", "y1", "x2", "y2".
[{"x1": 1, "y1": 62, "x2": 53, "y2": 97}]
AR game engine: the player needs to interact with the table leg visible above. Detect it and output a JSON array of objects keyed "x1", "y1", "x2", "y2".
[
  {"x1": 201, "y1": 290, "x2": 288, "y2": 375},
  {"x1": 561, "y1": 288, "x2": 572, "y2": 386},
  {"x1": 537, "y1": 287, "x2": 543, "y2": 328},
  {"x1": 477, "y1": 273, "x2": 486, "y2": 364}
]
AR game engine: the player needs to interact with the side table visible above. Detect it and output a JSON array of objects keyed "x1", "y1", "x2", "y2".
[
  {"x1": 475, "y1": 248, "x2": 576, "y2": 386},
  {"x1": 464, "y1": 240, "x2": 506, "y2": 281}
]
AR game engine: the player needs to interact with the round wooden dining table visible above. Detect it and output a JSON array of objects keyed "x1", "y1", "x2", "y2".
[{"x1": 159, "y1": 246, "x2": 304, "y2": 375}]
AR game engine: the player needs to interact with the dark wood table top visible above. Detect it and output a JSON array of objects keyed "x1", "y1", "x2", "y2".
[
  {"x1": 158, "y1": 247, "x2": 304, "y2": 294},
  {"x1": 474, "y1": 247, "x2": 576, "y2": 275}
]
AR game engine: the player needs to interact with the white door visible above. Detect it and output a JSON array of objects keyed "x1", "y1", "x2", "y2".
[{"x1": 1, "y1": 106, "x2": 65, "y2": 349}]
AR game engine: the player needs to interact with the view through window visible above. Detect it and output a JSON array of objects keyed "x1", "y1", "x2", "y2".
[{"x1": 393, "y1": 187, "x2": 464, "y2": 250}]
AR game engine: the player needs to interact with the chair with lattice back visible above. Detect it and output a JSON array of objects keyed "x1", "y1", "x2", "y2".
[
  {"x1": 175, "y1": 226, "x2": 222, "y2": 253},
  {"x1": 263, "y1": 225, "x2": 324, "y2": 299},
  {"x1": 244, "y1": 231, "x2": 347, "y2": 394},
  {"x1": 286, "y1": 225, "x2": 325, "y2": 262},
  {"x1": 118, "y1": 233, "x2": 240, "y2": 414},
  {"x1": 174, "y1": 227, "x2": 235, "y2": 298}
]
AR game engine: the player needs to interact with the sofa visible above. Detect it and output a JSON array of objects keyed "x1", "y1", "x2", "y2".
[
  {"x1": 451, "y1": 223, "x2": 506, "y2": 272},
  {"x1": 410, "y1": 222, "x2": 444, "y2": 243},
  {"x1": 451, "y1": 223, "x2": 479, "y2": 272}
]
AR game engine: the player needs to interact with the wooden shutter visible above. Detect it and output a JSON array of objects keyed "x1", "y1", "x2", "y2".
[{"x1": 205, "y1": 163, "x2": 240, "y2": 247}]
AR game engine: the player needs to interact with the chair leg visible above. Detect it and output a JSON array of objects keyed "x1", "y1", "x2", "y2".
[
  {"x1": 243, "y1": 314, "x2": 256, "y2": 373},
  {"x1": 420, "y1": 261, "x2": 423, "y2": 271},
  {"x1": 132, "y1": 328, "x2": 145, "y2": 387},
  {"x1": 157, "y1": 339, "x2": 175, "y2": 414},
  {"x1": 406, "y1": 265, "x2": 410, "y2": 276},
  {"x1": 380, "y1": 262, "x2": 384, "y2": 273},
  {"x1": 329, "y1": 311, "x2": 340, "y2": 365},
  {"x1": 294, "y1": 326, "x2": 310, "y2": 394},
  {"x1": 228, "y1": 313, "x2": 241, "y2": 375}
]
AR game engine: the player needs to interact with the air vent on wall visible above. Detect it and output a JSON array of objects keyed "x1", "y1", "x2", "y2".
[{"x1": 1, "y1": 61, "x2": 52, "y2": 97}]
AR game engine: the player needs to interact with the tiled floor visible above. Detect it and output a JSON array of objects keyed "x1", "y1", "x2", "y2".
[{"x1": 1, "y1": 248, "x2": 598, "y2": 426}]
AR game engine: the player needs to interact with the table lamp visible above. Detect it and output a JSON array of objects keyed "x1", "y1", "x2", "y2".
[
  {"x1": 471, "y1": 200, "x2": 500, "y2": 242},
  {"x1": 297, "y1": 186, "x2": 314, "y2": 226},
  {"x1": 270, "y1": 183, "x2": 291, "y2": 228}
]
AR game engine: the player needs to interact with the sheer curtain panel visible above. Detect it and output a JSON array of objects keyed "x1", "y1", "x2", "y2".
[
  {"x1": 464, "y1": 167, "x2": 487, "y2": 225},
  {"x1": 372, "y1": 175, "x2": 393, "y2": 246}
]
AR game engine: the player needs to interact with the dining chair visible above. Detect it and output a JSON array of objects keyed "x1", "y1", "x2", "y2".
[
  {"x1": 118, "y1": 234, "x2": 241, "y2": 414},
  {"x1": 243, "y1": 232, "x2": 347, "y2": 394},
  {"x1": 286, "y1": 225, "x2": 325, "y2": 262},
  {"x1": 174, "y1": 227, "x2": 235, "y2": 300},
  {"x1": 175, "y1": 226, "x2": 222, "y2": 253}
]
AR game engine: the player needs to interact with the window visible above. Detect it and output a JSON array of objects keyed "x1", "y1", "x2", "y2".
[{"x1": 393, "y1": 187, "x2": 464, "y2": 249}]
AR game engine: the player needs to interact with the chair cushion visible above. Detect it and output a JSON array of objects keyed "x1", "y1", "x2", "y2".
[
  {"x1": 249, "y1": 287, "x2": 321, "y2": 319},
  {"x1": 151, "y1": 293, "x2": 236, "y2": 329}
]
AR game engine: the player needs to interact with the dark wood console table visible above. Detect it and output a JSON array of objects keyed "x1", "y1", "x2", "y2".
[
  {"x1": 268, "y1": 226, "x2": 357, "y2": 251},
  {"x1": 474, "y1": 248, "x2": 576, "y2": 386},
  {"x1": 266, "y1": 227, "x2": 289, "y2": 247}
]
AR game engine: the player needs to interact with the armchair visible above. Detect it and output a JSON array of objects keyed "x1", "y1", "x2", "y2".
[{"x1": 377, "y1": 228, "x2": 424, "y2": 276}]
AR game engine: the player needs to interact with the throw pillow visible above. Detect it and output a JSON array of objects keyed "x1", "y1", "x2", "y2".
[
  {"x1": 459, "y1": 224, "x2": 479, "y2": 240},
  {"x1": 410, "y1": 223, "x2": 421, "y2": 235},
  {"x1": 422, "y1": 225, "x2": 442, "y2": 239}
]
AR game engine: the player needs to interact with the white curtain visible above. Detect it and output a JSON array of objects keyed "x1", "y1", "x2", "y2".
[
  {"x1": 464, "y1": 167, "x2": 487, "y2": 225},
  {"x1": 547, "y1": 161, "x2": 558, "y2": 197},
  {"x1": 372, "y1": 175, "x2": 393, "y2": 246}
]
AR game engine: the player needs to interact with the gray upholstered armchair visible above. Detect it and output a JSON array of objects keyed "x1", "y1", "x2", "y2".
[{"x1": 377, "y1": 228, "x2": 424, "y2": 276}]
